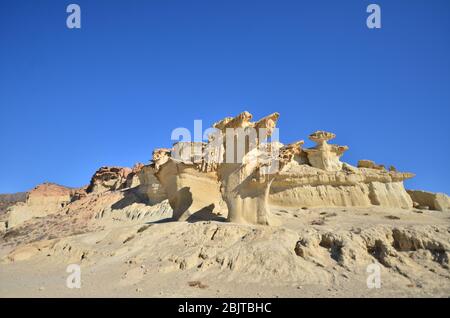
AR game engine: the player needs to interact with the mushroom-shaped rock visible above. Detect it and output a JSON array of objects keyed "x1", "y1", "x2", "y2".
[
  {"x1": 308, "y1": 131, "x2": 336, "y2": 145},
  {"x1": 304, "y1": 131, "x2": 348, "y2": 171}
]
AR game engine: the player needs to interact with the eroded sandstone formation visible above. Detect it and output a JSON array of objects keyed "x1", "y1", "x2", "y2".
[
  {"x1": 131, "y1": 164, "x2": 167, "y2": 205},
  {"x1": 149, "y1": 112, "x2": 286, "y2": 225},
  {"x1": 269, "y1": 129, "x2": 414, "y2": 209},
  {"x1": 407, "y1": 190, "x2": 450, "y2": 212},
  {"x1": 147, "y1": 111, "x2": 418, "y2": 224},
  {"x1": 3, "y1": 111, "x2": 447, "y2": 229},
  {"x1": 152, "y1": 145, "x2": 225, "y2": 221},
  {"x1": 212, "y1": 112, "x2": 283, "y2": 225},
  {"x1": 303, "y1": 131, "x2": 348, "y2": 172},
  {"x1": 270, "y1": 162, "x2": 414, "y2": 209},
  {"x1": 86, "y1": 166, "x2": 132, "y2": 193}
]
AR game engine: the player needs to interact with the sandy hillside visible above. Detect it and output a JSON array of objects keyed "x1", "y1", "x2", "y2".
[{"x1": 1, "y1": 201, "x2": 449, "y2": 298}]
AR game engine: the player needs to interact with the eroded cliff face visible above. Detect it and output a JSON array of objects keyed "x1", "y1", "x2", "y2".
[{"x1": 270, "y1": 162, "x2": 413, "y2": 209}]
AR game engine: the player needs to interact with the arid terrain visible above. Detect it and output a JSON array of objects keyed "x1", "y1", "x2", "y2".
[
  {"x1": 1, "y1": 111, "x2": 449, "y2": 298},
  {"x1": 1, "y1": 201, "x2": 449, "y2": 297}
]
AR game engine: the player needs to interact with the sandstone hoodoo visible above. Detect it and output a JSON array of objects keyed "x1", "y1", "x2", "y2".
[{"x1": 303, "y1": 131, "x2": 348, "y2": 172}]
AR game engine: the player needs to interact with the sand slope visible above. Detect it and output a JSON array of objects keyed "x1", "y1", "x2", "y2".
[{"x1": 1, "y1": 203, "x2": 449, "y2": 297}]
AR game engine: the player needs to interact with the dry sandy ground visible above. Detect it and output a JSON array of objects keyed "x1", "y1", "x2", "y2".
[{"x1": 1, "y1": 204, "x2": 449, "y2": 298}]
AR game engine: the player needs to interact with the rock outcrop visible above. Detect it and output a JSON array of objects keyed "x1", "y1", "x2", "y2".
[
  {"x1": 3, "y1": 162, "x2": 171, "y2": 230},
  {"x1": 152, "y1": 145, "x2": 225, "y2": 221},
  {"x1": 358, "y1": 159, "x2": 386, "y2": 171},
  {"x1": 304, "y1": 131, "x2": 348, "y2": 172},
  {"x1": 129, "y1": 164, "x2": 167, "y2": 205},
  {"x1": 86, "y1": 166, "x2": 132, "y2": 193},
  {"x1": 124, "y1": 163, "x2": 149, "y2": 189},
  {"x1": 407, "y1": 190, "x2": 450, "y2": 212},
  {"x1": 70, "y1": 187, "x2": 88, "y2": 202},
  {"x1": 7, "y1": 183, "x2": 73, "y2": 228}
]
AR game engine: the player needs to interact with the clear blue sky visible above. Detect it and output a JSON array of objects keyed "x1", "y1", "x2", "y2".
[{"x1": 0, "y1": 0, "x2": 449, "y2": 194}]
